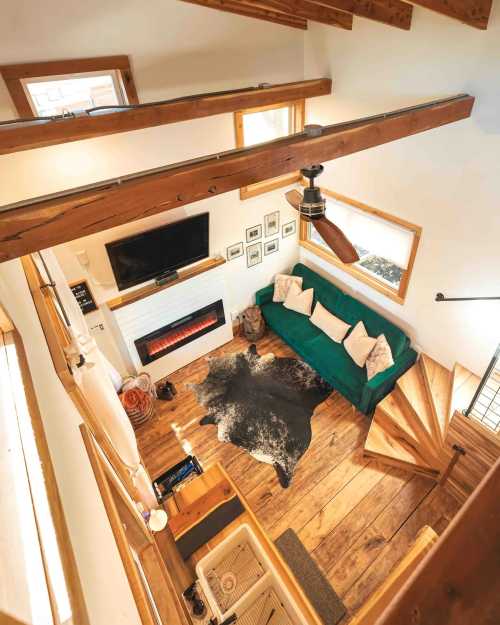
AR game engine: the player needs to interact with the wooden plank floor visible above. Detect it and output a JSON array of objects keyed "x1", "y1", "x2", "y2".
[{"x1": 136, "y1": 331, "x2": 461, "y2": 623}]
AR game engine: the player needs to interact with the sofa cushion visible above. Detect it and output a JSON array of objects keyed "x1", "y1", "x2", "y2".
[
  {"x1": 284, "y1": 283, "x2": 314, "y2": 316},
  {"x1": 261, "y1": 302, "x2": 322, "y2": 344},
  {"x1": 344, "y1": 321, "x2": 377, "y2": 367},
  {"x1": 335, "y1": 293, "x2": 408, "y2": 358},
  {"x1": 292, "y1": 263, "x2": 343, "y2": 313},
  {"x1": 303, "y1": 334, "x2": 367, "y2": 397}
]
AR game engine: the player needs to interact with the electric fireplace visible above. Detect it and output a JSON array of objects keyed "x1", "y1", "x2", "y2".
[{"x1": 134, "y1": 300, "x2": 225, "y2": 366}]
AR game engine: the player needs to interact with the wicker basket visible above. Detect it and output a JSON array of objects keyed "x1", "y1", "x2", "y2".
[
  {"x1": 242, "y1": 306, "x2": 265, "y2": 341},
  {"x1": 120, "y1": 372, "x2": 156, "y2": 428}
]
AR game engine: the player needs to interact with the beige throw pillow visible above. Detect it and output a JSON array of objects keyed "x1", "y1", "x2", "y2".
[
  {"x1": 283, "y1": 282, "x2": 314, "y2": 316},
  {"x1": 366, "y1": 334, "x2": 394, "y2": 380},
  {"x1": 344, "y1": 321, "x2": 377, "y2": 367},
  {"x1": 311, "y1": 302, "x2": 351, "y2": 343},
  {"x1": 273, "y1": 274, "x2": 303, "y2": 303}
]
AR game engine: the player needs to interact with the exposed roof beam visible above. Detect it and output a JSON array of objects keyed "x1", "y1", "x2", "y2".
[
  {"x1": 239, "y1": 0, "x2": 353, "y2": 28},
  {"x1": 311, "y1": 0, "x2": 413, "y2": 29},
  {"x1": 179, "y1": 0, "x2": 308, "y2": 28},
  {"x1": 407, "y1": 0, "x2": 491, "y2": 29},
  {"x1": 0, "y1": 95, "x2": 474, "y2": 263},
  {"x1": 0, "y1": 78, "x2": 331, "y2": 155}
]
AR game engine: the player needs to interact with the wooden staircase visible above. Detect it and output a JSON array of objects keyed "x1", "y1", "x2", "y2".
[{"x1": 364, "y1": 354, "x2": 483, "y2": 486}]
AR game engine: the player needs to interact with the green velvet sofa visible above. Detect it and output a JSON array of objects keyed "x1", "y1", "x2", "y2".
[{"x1": 255, "y1": 263, "x2": 417, "y2": 415}]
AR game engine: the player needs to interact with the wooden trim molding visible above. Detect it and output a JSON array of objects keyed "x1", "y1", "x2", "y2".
[
  {"x1": 107, "y1": 256, "x2": 226, "y2": 311},
  {"x1": 407, "y1": 0, "x2": 492, "y2": 29},
  {"x1": 179, "y1": 0, "x2": 308, "y2": 28},
  {"x1": 300, "y1": 188, "x2": 422, "y2": 304},
  {"x1": 20, "y1": 255, "x2": 142, "y2": 501},
  {"x1": 80, "y1": 424, "x2": 158, "y2": 625},
  {"x1": 234, "y1": 99, "x2": 305, "y2": 199},
  {"x1": 0, "y1": 78, "x2": 332, "y2": 156},
  {"x1": 238, "y1": 0, "x2": 354, "y2": 28},
  {"x1": 1, "y1": 326, "x2": 89, "y2": 625},
  {"x1": 81, "y1": 424, "x2": 189, "y2": 625},
  {"x1": 0, "y1": 55, "x2": 138, "y2": 117},
  {"x1": 311, "y1": 0, "x2": 413, "y2": 29},
  {"x1": 0, "y1": 95, "x2": 473, "y2": 263}
]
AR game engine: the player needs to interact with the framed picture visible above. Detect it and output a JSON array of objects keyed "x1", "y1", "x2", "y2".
[
  {"x1": 264, "y1": 211, "x2": 280, "y2": 237},
  {"x1": 227, "y1": 242, "x2": 244, "y2": 261},
  {"x1": 246, "y1": 242, "x2": 262, "y2": 268},
  {"x1": 246, "y1": 224, "x2": 262, "y2": 243},
  {"x1": 282, "y1": 220, "x2": 297, "y2": 238},
  {"x1": 264, "y1": 239, "x2": 279, "y2": 256}
]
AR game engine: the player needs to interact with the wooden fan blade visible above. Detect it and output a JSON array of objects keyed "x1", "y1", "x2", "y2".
[
  {"x1": 285, "y1": 189, "x2": 302, "y2": 211},
  {"x1": 314, "y1": 217, "x2": 359, "y2": 264}
]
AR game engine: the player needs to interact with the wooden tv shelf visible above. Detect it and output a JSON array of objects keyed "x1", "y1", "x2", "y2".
[{"x1": 106, "y1": 257, "x2": 226, "y2": 312}]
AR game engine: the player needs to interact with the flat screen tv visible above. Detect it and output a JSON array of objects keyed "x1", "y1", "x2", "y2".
[{"x1": 106, "y1": 213, "x2": 209, "y2": 291}]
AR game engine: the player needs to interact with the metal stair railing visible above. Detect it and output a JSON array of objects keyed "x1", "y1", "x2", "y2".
[{"x1": 464, "y1": 344, "x2": 500, "y2": 433}]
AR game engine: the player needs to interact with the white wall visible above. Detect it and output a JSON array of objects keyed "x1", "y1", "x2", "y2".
[
  {"x1": 0, "y1": 0, "x2": 303, "y2": 119},
  {"x1": 302, "y1": 6, "x2": 500, "y2": 376},
  {"x1": 52, "y1": 182, "x2": 300, "y2": 374},
  {"x1": 0, "y1": 260, "x2": 143, "y2": 625},
  {"x1": 0, "y1": 0, "x2": 304, "y2": 374},
  {"x1": 0, "y1": 0, "x2": 305, "y2": 618}
]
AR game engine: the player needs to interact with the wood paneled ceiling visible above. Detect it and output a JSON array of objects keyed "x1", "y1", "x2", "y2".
[{"x1": 179, "y1": 0, "x2": 492, "y2": 30}]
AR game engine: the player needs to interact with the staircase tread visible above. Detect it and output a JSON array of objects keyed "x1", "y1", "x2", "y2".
[
  {"x1": 451, "y1": 362, "x2": 481, "y2": 415},
  {"x1": 420, "y1": 354, "x2": 452, "y2": 438},
  {"x1": 396, "y1": 364, "x2": 436, "y2": 442},
  {"x1": 378, "y1": 394, "x2": 421, "y2": 443},
  {"x1": 365, "y1": 415, "x2": 435, "y2": 472}
]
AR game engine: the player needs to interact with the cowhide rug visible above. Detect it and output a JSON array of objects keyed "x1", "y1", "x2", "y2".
[{"x1": 189, "y1": 345, "x2": 332, "y2": 488}]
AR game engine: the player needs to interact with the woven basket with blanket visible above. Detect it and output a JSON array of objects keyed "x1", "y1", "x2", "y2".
[{"x1": 120, "y1": 372, "x2": 156, "y2": 429}]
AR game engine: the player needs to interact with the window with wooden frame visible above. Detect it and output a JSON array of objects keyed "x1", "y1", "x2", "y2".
[
  {"x1": 0, "y1": 306, "x2": 89, "y2": 625},
  {"x1": 234, "y1": 100, "x2": 304, "y2": 199},
  {"x1": 300, "y1": 189, "x2": 421, "y2": 304},
  {"x1": 0, "y1": 56, "x2": 138, "y2": 118}
]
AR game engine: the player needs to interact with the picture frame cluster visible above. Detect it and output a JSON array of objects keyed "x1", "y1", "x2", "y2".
[{"x1": 226, "y1": 210, "x2": 297, "y2": 268}]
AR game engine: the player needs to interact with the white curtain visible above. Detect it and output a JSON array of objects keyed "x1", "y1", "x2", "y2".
[
  {"x1": 325, "y1": 198, "x2": 414, "y2": 269},
  {"x1": 35, "y1": 251, "x2": 157, "y2": 510}
]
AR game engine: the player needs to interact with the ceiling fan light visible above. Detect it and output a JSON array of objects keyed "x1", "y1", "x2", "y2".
[{"x1": 300, "y1": 186, "x2": 326, "y2": 219}]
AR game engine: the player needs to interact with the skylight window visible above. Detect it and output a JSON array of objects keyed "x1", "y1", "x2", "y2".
[
  {"x1": 22, "y1": 71, "x2": 125, "y2": 116},
  {"x1": 241, "y1": 105, "x2": 292, "y2": 146},
  {"x1": 0, "y1": 56, "x2": 138, "y2": 118},
  {"x1": 235, "y1": 101, "x2": 305, "y2": 199}
]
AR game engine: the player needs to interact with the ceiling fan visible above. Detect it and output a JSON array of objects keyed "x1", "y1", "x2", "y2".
[{"x1": 285, "y1": 164, "x2": 359, "y2": 264}]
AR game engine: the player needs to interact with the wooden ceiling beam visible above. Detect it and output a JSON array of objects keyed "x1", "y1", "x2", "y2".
[
  {"x1": 311, "y1": 0, "x2": 413, "y2": 29},
  {"x1": 407, "y1": 0, "x2": 491, "y2": 29},
  {"x1": 178, "y1": 0, "x2": 308, "y2": 28},
  {"x1": 0, "y1": 95, "x2": 474, "y2": 263},
  {"x1": 239, "y1": 0, "x2": 353, "y2": 28},
  {"x1": 0, "y1": 78, "x2": 331, "y2": 155}
]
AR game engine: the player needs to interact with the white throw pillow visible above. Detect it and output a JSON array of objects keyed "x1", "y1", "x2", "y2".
[
  {"x1": 366, "y1": 334, "x2": 394, "y2": 380},
  {"x1": 283, "y1": 282, "x2": 314, "y2": 316},
  {"x1": 344, "y1": 321, "x2": 377, "y2": 368},
  {"x1": 273, "y1": 274, "x2": 303, "y2": 303},
  {"x1": 311, "y1": 302, "x2": 351, "y2": 343}
]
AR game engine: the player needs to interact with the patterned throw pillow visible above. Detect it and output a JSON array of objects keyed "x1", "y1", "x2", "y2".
[
  {"x1": 343, "y1": 321, "x2": 377, "y2": 368},
  {"x1": 283, "y1": 282, "x2": 314, "y2": 316},
  {"x1": 273, "y1": 274, "x2": 303, "y2": 303},
  {"x1": 366, "y1": 334, "x2": 394, "y2": 380}
]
